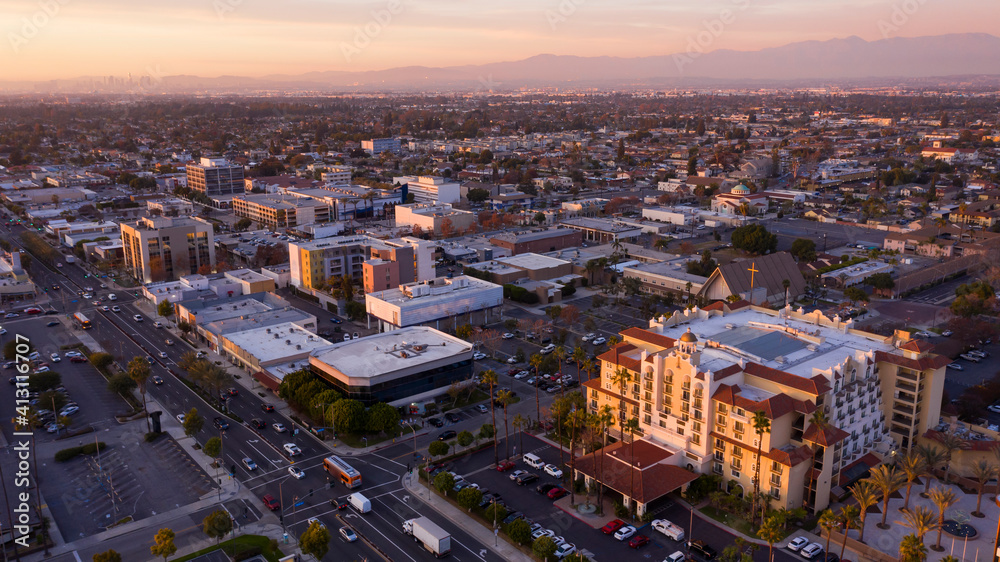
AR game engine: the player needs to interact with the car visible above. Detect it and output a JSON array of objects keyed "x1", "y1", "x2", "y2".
[
  {"x1": 941, "y1": 330, "x2": 953, "y2": 337},
  {"x1": 339, "y1": 527, "x2": 358, "y2": 542},
  {"x1": 582, "y1": 333, "x2": 595, "y2": 342},
  {"x1": 824, "y1": 554, "x2": 840, "y2": 562},
  {"x1": 332, "y1": 499, "x2": 349, "y2": 510},
  {"x1": 4, "y1": 313, "x2": 18, "y2": 318},
  {"x1": 227, "y1": 387, "x2": 239, "y2": 396},
  {"x1": 515, "y1": 370, "x2": 530, "y2": 379},
  {"x1": 987, "y1": 404, "x2": 1000, "y2": 414},
  {"x1": 84, "y1": 286, "x2": 94, "y2": 292},
  {"x1": 547, "y1": 487, "x2": 568, "y2": 500},
  {"x1": 554, "y1": 542, "x2": 577, "y2": 559},
  {"x1": 531, "y1": 528, "x2": 555, "y2": 541},
  {"x1": 689, "y1": 540, "x2": 718, "y2": 560},
  {"x1": 438, "y1": 430, "x2": 457, "y2": 441},
  {"x1": 64, "y1": 350, "x2": 82, "y2": 357},
  {"x1": 544, "y1": 464, "x2": 564, "y2": 478},
  {"x1": 175, "y1": 414, "x2": 186, "y2": 424},
  {"x1": 787, "y1": 537, "x2": 810, "y2": 552},
  {"x1": 509, "y1": 469, "x2": 528, "y2": 481},
  {"x1": 242, "y1": 457, "x2": 257, "y2": 470},
  {"x1": 46, "y1": 321, "x2": 59, "y2": 327},
  {"x1": 50, "y1": 353, "x2": 60, "y2": 362},
  {"x1": 165, "y1": 339, "x2": 174, "y2": 346},
  {"x1": 444, "y1": 412, "x2": 461, "y2": 423},
  {"x1": 154, "y1": 321, "x2": 164, "y2": 328},
  {"x1": 101, "y1": 305, "x2": 110, "y2": 312},
  {"x1": 477, "y1": 404, "x2": 489, "y2": 414},
  {"x1": 133, "y1": 314, "x2": 143, "y2": 322},
  {"x1": 69, "y1": 356, "x2": 86, "y2": 363},
  {"x1": 262, "y1": 494, "x2": 280, "y2": 511},
  {"x1": 428, "y1": 417, "x2": 444, "y2": 427},
  {"x1": 213, "y1": 417, "x2": 229, "y2": 430},
  {"x1": 515, "y1": 472, "x2": 539, "y2": 485},
  {"x1": 614, "y1": 525, "x2": 637, "y2": 541},
  {"x1": 261, "y1": 403, "x2": 274, "y2": 412},
  {"x1": 145, "y1": 356, "x2": 154, "y2": 364},
  {"x1": 539, "y1": 344, "x2": 556, "y2": 355},
  {"x1": 502, "y1": 332, "x2": 514, "y2": 339},
  {"x1": 800, "y1": 543, "x2": 824, "y2": 559},
  {"x1": 502, "y1": 512, "x2": 524, "y2": 525},
  {"x1": 28, "y1": 351, "x2": 39, "y2": 360},
  {"x1": 59, "y1": 405, "x2": 79, "y2": 416},
  {"x1": 273, "y1": 423, "x2": 287, "y2": 432},
  {"x1": 506, "y1": 356, "x2": 518, "y2": 364},
  {"x1": 948, "y1": 363, "x2": 964, "y2": 371},
  {"x1": 969, "y1": 349, "x2": 989, "y2": 358},
  {"x1": 960, "y1": 353, "x2": 981, "y2": 363},
  {"x1": 473, "y1": 352, "x2": 487, "y2": 360},
  {"x1": 152, "y1": 375, "x2": 164, "y2": 385},
  {"x1": 602, "y1": 519, "x2": 625, "y2": 535},
  {"x1": 283, "y1": 443, "x2": 302, "y2": 456},
  {"x1": 591, "y1": 337, "x2": 607, "y2": 345},
  {"x1": 536, "y1": 483, "x2": 559, "y2": 495},
  {"x1": 495, "y1": 460, "x2": 516, "y2": 472},
  {"x1": 628, "y1": 534, "x2": 651, "y2": 549},
  {"x1": 2, "y1": 361, "x2": 13, "y2": 369},
  {"x1": 330, "y1": 316, "x2": 342, "y2": 324},
  {"x1": 24, "y1": 307, "x2": 41, "y2": 315},
  {"x1": 45, "y1": 422, "x2": 64, "y2": 433},
  {"x1": 111, "y1": 306, "x2": 120, "y2": 312},
  {"x1": 306, "y1": 517, "x2": 326, "y2": 529},
  {"x1": 288, "y1": 466, "x2": 306, "y2": 479}
]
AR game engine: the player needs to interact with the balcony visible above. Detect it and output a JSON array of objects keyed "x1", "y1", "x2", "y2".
[
  {"x1": 895, "y1": 381, "x2": 918, "y2": 394},
  {"x1": 897, "y1": 370, "x2": 919, "y2": 383}
]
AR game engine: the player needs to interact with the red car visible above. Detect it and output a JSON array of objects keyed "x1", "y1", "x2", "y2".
[
  {"x1": 24, "y1": 308, "x2": 42, "y2": 314},
  {"x1": 628, "y1": 534, "x2": 650, "y2": 549},
  {"x1": 496, "y1": 461, "x2": 516, "y2": 472},
  {"x1": 547, "y1": 487, "x2": 568, "y2": 500},
  {"x1": 69, "y1": 356, "x2": 87, "y2": 363},
  {"x1": 262, "y1": 494, "x2": 280, "y2": 511},
  {"x1": 602, "y1": 519, "x2": 625, "y2": 535}
]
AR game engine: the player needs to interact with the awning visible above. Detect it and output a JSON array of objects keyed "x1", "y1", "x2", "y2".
[{"x1": 253, "y1": 371, "x2": 281, "y2": 392}]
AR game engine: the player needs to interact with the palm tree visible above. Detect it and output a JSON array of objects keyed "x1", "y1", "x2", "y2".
[
  {"x1": 838, "y1": 505, "x2": 860, "y2": 559},
  {"x1": 624, "y1": 417, "x2": 641, "y2": 518},
  {"x1": 757, "y1": 514, "x2": 783, "y2": 562},
  {"x1": 915, "y1": 444, "x2": 946, "y2": 496},
  {"x1": 529, "y1": 353, "x2": 544, "y2": 426},
  {"x1": 512, "y1": 413, "x2": 529, "y2": 459},
  {"x1": 818, "y1": 509, "x2": 839, "y2": 555},
  {"x1": 127, "y1": 356, "x2": 152, "y2": 433},
  {"x1": 751, "y1": 411, "x2": 771, "y2": 523},
  {"x1": 898, "y1": 534, "x2": 928, "y2": 562},
  {"x1": 572, "y1": 346, "x2": 587, "y2": 384},
  {"x1": 609, "y1": 367, "x2": 632, "y2": 435},
  {"x1": 782, "y1": 278, "x2": 791, "y2": 307},
  {"x1": 481, "y1": 369, "x2": 499, "y2": 466},
  {"x1": 898, "y1": 449, "x2": 925, "y2": 512},
  {"x1": 551, "y1": 394, "x2": 569, "y2": 470},
  {"x1": 567, "y1": 408, "x2": 588, "y2": 505},
  {"x1": 867, "y1": 464, "x2": 905, "y2": 528},
  {"x1": 970, "y1": 460, "x2": 997, "y2": 517},
  {"x1": 496, "y1": 389, "x2": 513, "y2": 460},
  {"x1": 897, "y1": 505, "x2": 937, "y2": 548},
  {"x1": 592, "y1": 404, "x2": 614, "y2": 515},
  {"x1": 937, "y1": 430, "x2": 969, "y2": 485},
  {"x1": 580, "y1": 358, "x2": 595, "y2": 383},
  {"x1": 849, "y1": 480, "x2": 880, "y2": 543},
  {"x1": 928, "y1": 487, "x2": 958, "y2": 551}
]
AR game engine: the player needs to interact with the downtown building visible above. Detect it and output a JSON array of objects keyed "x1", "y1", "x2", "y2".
[
  {"x1": 186, "y1": 157, "x2": 245, "y2": 197},
  {"x1": 121, "y1": 216, "x2": 215, "y2": 283},
  {"x1": 576, "y1": 302, "x2": 947, "y2": 517}
]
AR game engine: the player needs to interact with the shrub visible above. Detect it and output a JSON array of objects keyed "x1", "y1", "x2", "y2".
[
  {"x1": 55, "y1": 442, "x2": 107, "y2": 462},
  {"x1": 507, "y1": 518, "x2": 532, "y2": 545},
  {"x1": 684, "y1": 473, "x2": 722, "y2": 503}
]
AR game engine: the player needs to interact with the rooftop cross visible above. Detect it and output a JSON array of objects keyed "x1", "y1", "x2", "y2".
[{"x1": 747, "y1": 262, "x2": 759, "y2": 297}]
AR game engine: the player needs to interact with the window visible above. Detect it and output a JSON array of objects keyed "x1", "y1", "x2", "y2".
[
  {"x1": 731, "y1": 468, "x2": 741, "y2": 478},
  {"x1": 770, "y1": 487, "x2": 781, "y2": 499},
  {"x1": 693, "y1": 421, "x2": 702, "y2": 433},
  {"x1": 735, "y1": 407, "x2": 745, "y2": 416},
  {"x1": 713, "y1": 462, "x2": 723, "y2": 475},
  {"x1": 714, "y1": 450, "x2": 724, "y2": 461},
  {"x1": 731, "y1": 446, "x2": 742, "y2": 457},
  {"x1": 718, "y1": 404, "x2": 727, "y2": 414},
  {"x1": 733, "y1": 421, "x2": 745, "y2": 434},
  {"x1": 770, "y1": 474, "x2": 781, "y2": 486},
  {"x1": 717, "y1": 414, "x2": 727, "y2": 426},
  {"x1": 715, "y1": 438, "x2": 725, "y2": 450},
  {"x1": 771, "y1": 461, "x2": 783, "y2": 474},
  {"x1": 644, "y1": 414, "x2": 652, "y2": 425},
  {"x1": 691, "y1": 434, "x2": 701, "y2": 445}
]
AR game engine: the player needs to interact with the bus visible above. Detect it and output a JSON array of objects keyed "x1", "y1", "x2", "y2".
[
  {"x1": 323, "y1": 456, "x2": 362, "y2": 489},
  {"x1": 72, "y1": 312, "x2": 92, "y2": 330}
]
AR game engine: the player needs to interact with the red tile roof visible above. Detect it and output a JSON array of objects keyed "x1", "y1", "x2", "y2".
[
  {"x1": 710, "y1": 432, "x2": 813, "y2": 467},
  {"x1": 621, "y1": 327, "x2": 676, "y2": 350},
  {"x1": 597, "y1": 343, "x2": 642, "y2": 371},
  {"x1": 874, "y1": 350, "x2": 951, "y2": 371},
  {"x1": 899, "y1": 339, "x2": 935, "y2": 353},
  {"x1": 713, "y1": 384, "x2": 816, "y2": 420},
  {"x1": 712, "y1": 364, "x2": 743, "y2": 381},
  {"x1": 742, "y1": 362, "x2": 831, "y2": 395},
  {"x1": 802, "y1": 423, "x2": 850, "y2": 447},
  {"x1": 572, "y1": 441, "x2": 700, "y2": 503}
]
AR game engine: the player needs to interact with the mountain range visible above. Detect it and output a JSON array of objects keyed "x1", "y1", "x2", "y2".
[{"x1": 9, "y1": 33, "x2": 1000, "y2": 93}]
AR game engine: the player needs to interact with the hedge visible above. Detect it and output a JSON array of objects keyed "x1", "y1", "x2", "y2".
[{"x1": 55, "y1": 442, "x2": 107, "y2": 462}]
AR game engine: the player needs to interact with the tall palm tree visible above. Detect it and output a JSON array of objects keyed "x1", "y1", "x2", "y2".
[
  {"x1": 898, "y1": 534, "x2": 928, "y2": 562},
  {"x1": 867, "y1": 464, "x2": 905, "y2": 528},
  {"x1": 818, "y1": 509, "x2": 839, "y2": 555},
  {"x1": 751, "y1": 411, "x2": 771, "y2": 523},
  {"x1": 782, "y1": 279, "x2": 791, "y2": 307},
  {"x1": 127, "y1": 356, "x2": 152, "y2": 433},
  {"x1": 551, "y1": 394, "x2": 569, "y2": 470},
  {"x1": 970, "y1": 460, "x2": 997, "y2": 517},
  {"x1": 572, "y1": 346, "x2": 587, "y2": 384},
  {"x1": 757, "y1": 514, "x2": 783, "y2": 562},
  {"x1": 481, "y1": 369, "x2": 499, "y2": 466},
  {"x1": 610, "y1": 367, "x2": 632, "y2": 435},
  {"x1": 915, "y1": 444, "x2": 946, "y2": 496},
  {"x1": 898, "y1": 449, "x2": 925, "y2": 512},
  {"x1": 512, "y1": 413, "x2": 529, "y2": 459},
  {"x1": 496, "y1": 389, "x2": 513, "y2": 460},
  {"x1": 529, "y1": 353, "x2": 544, "y2": 426},
  {"x1": 567, "y1": 408, "x2": 588, "y2": 505},
  {"x1": 580, "y1": 358, "x2": 595, "y2": 383},
  {"x1": 936, "y1": 431, "x2": 969, "y2": 485},
  {"x1": 592, "y1": 405, "x2": 614, "y2": 515},
  {"x1": 897, "y1": 506, "x2": 937, "y2": 549},
  {"x1": 838, "y1": 505, "x2": 861, "y2": 559},
  {"x1": 624, "y1": 417, "x2": 641, "y2": 518},
  {"x1": 928, "y1": 487, "x2": 958, "y2": 551},
  {"x1": 849, "y1": 480, "x2": 880, "y2": 543}
]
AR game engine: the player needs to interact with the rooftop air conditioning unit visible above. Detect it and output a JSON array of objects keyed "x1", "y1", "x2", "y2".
[
  {"x1": 266, "y1": 328, "x2": 271, "y2": 333},
  {"x1": 807, "y1": 344, "x2": 819, "y2": 352},
  {"x1": 725, "y1": 323, "x2": 734, "y2": 330},
  {"x1": 775, "y1": 356, "x2": 786, "y2": 364},
  {"x1": 296, "y1": 344, "x2": 301, "y2": 350}
]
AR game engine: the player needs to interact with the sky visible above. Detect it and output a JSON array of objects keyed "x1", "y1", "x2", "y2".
[{"x1": 3, "y1": 0, "x2": 998, "y2": 81}]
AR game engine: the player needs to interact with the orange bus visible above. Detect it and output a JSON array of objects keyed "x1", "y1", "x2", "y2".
[{"x1": 323, "y1": 456, "x2": 362, "y2": 489}]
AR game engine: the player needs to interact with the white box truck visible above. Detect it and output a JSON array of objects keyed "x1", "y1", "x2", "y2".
[
  {"x1": 403, "y1": 517, "x2": 451, "y2": 558},
  {"x1": 348, "y1": 492, "x2": 371, "y2": 514}
]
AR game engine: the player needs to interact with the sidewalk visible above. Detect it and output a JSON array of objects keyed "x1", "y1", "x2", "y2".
[{"x1": 401, "y1": 470, "x2": 532, "y2": 562}]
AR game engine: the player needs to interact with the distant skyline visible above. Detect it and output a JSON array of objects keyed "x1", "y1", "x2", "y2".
[{"x1": 3, "y1": 0, "x2": 998, "y2": 81}]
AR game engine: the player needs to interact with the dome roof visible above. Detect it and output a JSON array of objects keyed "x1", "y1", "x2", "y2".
[
  {"x1": 679, "y1": 328, "x2": 698, "y2": 343},
  {"x1": 731, "y1": 184, "x2": 750, "y2": 195}
]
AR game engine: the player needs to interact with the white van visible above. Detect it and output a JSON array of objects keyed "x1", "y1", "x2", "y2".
[
  {"x1": 523, "y1": 453, "x2": 545, "y2": 469},
  {"x1": 108, "y1": 293, "x2": 118, "y2": 301}
]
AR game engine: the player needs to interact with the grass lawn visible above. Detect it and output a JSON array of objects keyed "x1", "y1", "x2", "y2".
[
  {"x1": 700, "y1": 505, "x2": 756, "y2": 538},
  {"x1": 338, "y1": 426, "x2": 405, "y2": 449},
  {"x1": 173, "y1": 535, "x2": 284, "y2": 562}
]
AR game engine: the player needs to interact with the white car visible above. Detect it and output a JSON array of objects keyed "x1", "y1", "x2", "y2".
[
  {"x1": 539, "y1": 344, "x2": 556, "y2": 355},
  {"x1": 288, "y1": 466, "x2": 305, "y2": 479},
  {"x1": 283, "y1": 443, "x2": 302, "y2": 456},
  {"x1": 133, "y1": 314, "x2": 143, "y2": 322},
  {"x1": 543, "y1": 464, "x2": 563, "y2": 478},
  {"x1": 507, "y1": 356, "x2": 518, "y2": 364},
  {"x1": 159, "y1": 351, "x2": 168, "y2": 358},
  {"x1": 307, "y1": 517, "x2": 325, "y2": 529},
  {"x1": 502, "y1": 333, "x2": 515, "y2": 339},
  {"x1": 273, "y1": 423, "x2": 287, "y2": 432},
  {"x1": 515, "y1": 371, "x2": 530, "y2": 379},
  {"x1": 531, "y1": 528, "x2": 555, "y2": 540},
  {"x1": 339, "y1": 527, "x2": 357, "y2": 542},
  {"x1": 591, "y1": 337, "x2": 607, "y2": 345},
  {"x1": 176, "y1": 414, "x2": 186, "y2": 424},
  {"x1": 613, "y1": 525, "x2": 637, "y2": 541},
  {"x1": 947, "y1": 363, "x2": 964, "y2": 371},
  {"x1": 509, "y1": 469, "x2": 528, "y2": 481},
  {"x1": 49, "y1": 353, "x2": 60, "y2": 363},
  {"x1": 800, "y1": 543, "x2": 824, "y2": 559},
  {"x1": 473, "y1": 352, "x2": 487, "y2": 361},
  {"x1": 787, "y1": 537, "x2": 809, "y2": 552},
  {"x1": 111, "y1": 306, "x2": 121, "y2": 312},
  {"x1": 59, "y1": 405, "x2": 79, "y2": 416},
  {"x1": 554, "y1": 542, "x2": 577, "y2": 558},
  {"x1": 987, "y1": 404, "x2": 1000, "y2": 414},
  {"x1": 64, "y1": 350, "x2": 82, "y2": 358},
  {"x1": 101, "y1": 305, "x2": 110, "y2": 312},
  {"x1": 581, "y1": 333, "x2": 595, "y2": 342}
]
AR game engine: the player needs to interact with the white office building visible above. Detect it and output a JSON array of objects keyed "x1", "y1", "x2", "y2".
[{"x1": 365, "y1": 275, "x2": 503, "y2": 332}]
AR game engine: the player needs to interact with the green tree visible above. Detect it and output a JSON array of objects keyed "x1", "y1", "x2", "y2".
[
  {"x1": 758, "y1": 514, "x2": 784, "y2": 562},
  {"x1": 157, "y1": 300, "x2": 174, "y2": 317},
  {"x1": 467, "y1": 188, "x2": 490, "y2": 202},
  {"x1": 867, "y1": 464, "x2": 905, "y2": 527},
  {"x1": 751, "y1": 410, "x2": 771, "y2": 523},
  {"x1": 128, "y1": 356, "x2": 152, "y2": 433},
  {"x1": 950, "y1": 280, "x2": 996, "y2": 317},
  {"x1": 3, "y1": 339, "x2": 32, "y2": 360},
  {"x1": 233, "y1": 217, "x2": 252, "y2": 231},
  {"x1": 457, "y1": 430, "x2": 474, "y2": 448},
  {"x1": 89, "y1": 352, "x2": 114, "y2": 369},
  {"x1": 837, "y1": 505, "x2": 861, "y2": 558},
  {"x1": 182, "y1": 407, "x2": 203, "y2": 437},
  {"x1": 843, "y1": 287, "x2": 869, "y2": 305},
  {"x1": 897, "y1": 505, "x2": 936, "y2": 549},
  {"x1": 434, "y1": 471, "x2": 456, "y2": 496},
  {"x1": 898, "y1": 449, "x2": 925, "y2": 512},
  {"x1": 484, "y1": 503, "x2": 507, "y2": 524},
  {"x1": 149, "y1": 528, "x2": 177, "y2": 561},
  {"x1": 106, "y1": 372, "x2": 137, "y2": 396},
  {"x1": 428, "y1": 440, "x2": 449, "y2": 458},
  {"x1": 482, "y1": 369, "x2": 499, "y2": 465},
  {"x1": 202, "y1": 509, "x2": 232, "y2": 544},
  {"x1": 929, "y1": 487, "x2": 958, "y2": 550},
  {"x1": 456, "y1": 324, "x2": 474, "y2": 340},
  {"x1": 898, "y1": 534, "x2": 928, "y2": 562},
  {"x1": 818, "y1": 510, "x2": 839, "y2": 555},
  {"x1": 730, "y1": 223, "x2": 778, "y2": 255},
  {"x1": 457, "y1": 486, "x2": 483, "y2": 512},
  {"x1": 789, "y1": 238, "x2": 817, "y2": 262},
  {"x1": 203, "y1": 436, "x2": 221, "y2": 459},
  {"x1": 92, "y1": 550, "x2": 122, "y2": 562},
  {"x1": 299, "y1": 520, "x2": 331, "y2": 560},
  {"x1": 849, "y1": 480, "x2": 879, "y2": 543},
  {"x1": 507, "y1": 518, "x2": 532, "y2": 545},
  {"x1": 533, "y1": 536, "x2": 558, "y2": 561},
  {"x1": 331, "y1": 399, "x2": 365, "y2": 433},
  {"x1": 970, "y1": 460, "x2": 998, "y2": 517},
  {"x1": 365, "y1": 402, "x2": 399, "y2": 434},
  {"x1": 865, "y1": 272, "x2": 895, "y2": 292}
]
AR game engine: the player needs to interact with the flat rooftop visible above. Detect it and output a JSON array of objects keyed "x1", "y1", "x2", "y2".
[
  {"x1": 311, "y1": 326, "x2": 472, "y2": 379},
  {"x1": 224, "y1": 322, "x2": 332, "y2": 363},
  {"x1": 494, "y1": 252, "x2": 570, "y2": 271},
  {"x1": 562, "y1": 217, "x2": 642, "y2": 233}
]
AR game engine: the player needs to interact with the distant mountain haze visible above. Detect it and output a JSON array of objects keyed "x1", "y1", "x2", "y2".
[{"x1": 8, "y1": 33, "x2": 1000, "y2": 93}]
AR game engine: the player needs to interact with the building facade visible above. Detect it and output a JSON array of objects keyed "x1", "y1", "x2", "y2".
[
  {"x1": 365, "y1": 275, "x2": 503, "y2": 332},
  {"x1": 121, "y1": 216, "x2": 215, "y2": 283},
  {"x1": 232, "y1": 194, "x2": 331, "y2": 230},
  {"x1": 395, "y1": 203, "x2": 475, "y2": 236},
  {"x1": 361, "y1": 138, "x2": 401, "y2": 155},
  {"x1": 186, "y1": 158, "x2": 245, "y2": 197}
]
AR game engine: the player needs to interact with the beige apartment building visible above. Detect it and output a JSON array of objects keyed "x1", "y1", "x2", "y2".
[
  {"x1": 577, "y1": 302, "x2": 947, "y2": 517},
  {"x1": 232, "y1": 194, "x2": 331, "y2": 230},
  {"x1": 121, "y1": 216, "x2": 215, "y2": 283}
]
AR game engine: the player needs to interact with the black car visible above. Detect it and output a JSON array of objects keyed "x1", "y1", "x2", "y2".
[
  {"x1": 261, "y1": 403, "x2": 274, "y2": 413},
  {"x1": 151, "y1": 375, "x2": 163, "y2": 385},
  {"x1": 46, "y1": 321, "x2": 59, "y2": 327},
  {"x1": 251, "y1": 418, "x2": 266, "y2": 429},
  {"x1": 213, "y1": 417, "x2": 230, "y2": 430},
  {"x1": 689, "y1": 540, "x2": 717, "y2": 560},
  {"x1": 515, "y1": 473, "x2": 539, "y2": 485},
  {"x1": 825, "y1": 554, "x2": 840, "y2": 562},
  {"x1": 427, "y1": 417, "x2": 444, "y2": 428},
  {"x1": 44, "y1": 309, "x2": 58, "y2": 315},
  {"x1": 438, "y1": 430, "x2": 457, "y2": 441},
  {"x1": 444, "y1": 412, "x2": 460, "y2": 423},
  {"x1": 536, "y1": 483, "x2": 559, "y2": 495},
  {"x1": 501, "y1": 512, "x2": 524, "y2": 525}
]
